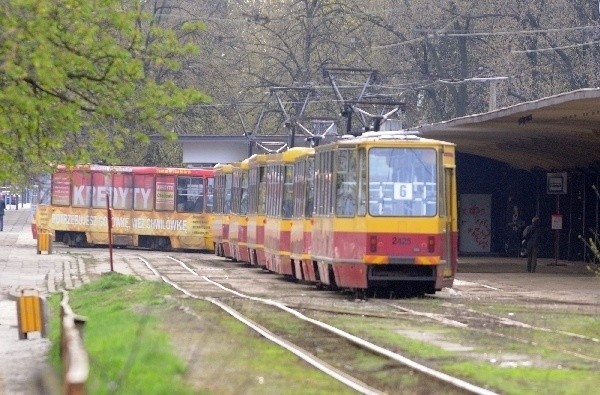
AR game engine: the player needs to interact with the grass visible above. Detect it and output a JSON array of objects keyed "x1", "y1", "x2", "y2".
[
  {"x1": 48, "y1": 273, "x2": 203, "y2": 395},
  {"x1": 48, "y1": 274, "x2": 355, "y2": 395}
]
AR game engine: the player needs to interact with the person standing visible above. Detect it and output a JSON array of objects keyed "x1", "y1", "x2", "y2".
[
  {"x1": 0, "y1": 195, "x2": 5, "y2": 231},
  {"x1": 522, "y1": 216, "x2": 541, "y2": 272}
]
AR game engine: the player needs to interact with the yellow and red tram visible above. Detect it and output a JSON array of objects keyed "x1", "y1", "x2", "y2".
[
  {"x1": 228, "y1": 158, "x2": 251, "y2": 262},
  {"x1": 311, "y1": 132, "x2": 457, "y2": 296},
  {"x1": 289, "y1": 148, "x2": 316, "y2": 281},
  {"x1": 263, "y1": 147, "x2": 314, "y2": 276},
  {"x1": 34, "y1": 164, "x2": 215, "y2": 251},
  {"x1": 246, "y1": 154, "x2": 269, "y2": 267},
  {"x1": 212, "y1": 163, "x2": 237, "y2": 257}
]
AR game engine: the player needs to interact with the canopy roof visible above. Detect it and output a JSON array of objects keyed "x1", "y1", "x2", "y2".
[{"x1": 417, "y1": 88, "x2": 600, "y2": 171}]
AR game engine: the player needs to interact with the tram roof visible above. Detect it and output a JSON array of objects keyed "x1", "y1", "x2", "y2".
[{"x1": 416, "y1": 88, "x2": 600, "y2": 172}]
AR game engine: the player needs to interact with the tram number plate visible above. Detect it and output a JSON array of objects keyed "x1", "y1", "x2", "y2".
[{"x1": 391, "y1": 237, "x2": 411, "y2": 245}]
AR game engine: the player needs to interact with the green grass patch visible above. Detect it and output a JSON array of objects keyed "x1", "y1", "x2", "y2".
[
  {"x1": 444, "y1": 362, "x2": 600, "y2": 395},
  {"x1": 48, "y1": 273, "x2": 202, "y2": 395}
]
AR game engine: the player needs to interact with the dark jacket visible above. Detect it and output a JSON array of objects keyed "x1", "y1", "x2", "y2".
[{"x1": 523, "y1": 219, "x2": 541, "y2": 249}]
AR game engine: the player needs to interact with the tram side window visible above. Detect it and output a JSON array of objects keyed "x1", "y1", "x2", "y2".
[
  {"x1": 71, "y1": 171, "x2": 92, "y2": 208},
  {"x1": 133, "y1": 174, "x2": 155, "y2": 211},
  {"x1": 51, "y1": 172, "x2": 71, "y2": 206},
  {"x1": 240, "y1": 172, "x2": 248, "y2": 215},
  {"x1": 357, "y1": 149, "x2": 367, "y2": 216},
  {"x1": 112, "y1": 174, "x2": 133, "y2": 210},
  {"x1": 305, "y1": 158, "x2": 314, "y2": 218},
  {"x1": 335, "y1": 149, "x2": 358, "y2": 217},
  {"x1": 324, "y1": 151, "x2": 334, "y2": 215},
  {"x1": 231, "y1": 171, "x2": 242, "y2": 214},
  {"x1": 258, "y1": 166, "x2": 267, "y2": 215},
  {"x1": 177, "y1": 176, "x2": 204, "y2": 213},
  {"x1": 248, "y1": 168, "x2": 258, "y2": 215},
  {"x1": 224, "y1": 173, "x2": 233, "y2": 213},
  {"x1": 205, "y1": 177, "x2": 214, "y2": 213},
  {"x1": 283, "y1": 164, "x2": 293, "y2": 218},
  {"x1": 214, "y1": 174, "x2": 224, "y2": 214},
  {"x1": 156, "y1": 175, "x2": 175, "y2": 212},
  {"x1": 315, "y1": 151, "x2": 334, "y2": 216},
  {"x1": 293, "y1": 160, "x2": 305, "y2": 218},
  {"x1": 265, "y1": 164, "x2": 280, "y2": 217},
  {"x1": 314, "y1": 153, "x2": 325, "y2": 215},
  {"x1": 368, "y1": 148, "x2": 437, "y2": 217},
  {"x1": 92, "y1": 172, "x2": 111, "y2": 209}
]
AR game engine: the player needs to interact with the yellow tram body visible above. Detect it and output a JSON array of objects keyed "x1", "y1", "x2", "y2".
[
  {"x1": 212, "y1": 163, "x2": 237, "y2": 256},
  {"x1": 246, "y1": 153, "x2": 269, "y2": 267},
  {"x1": 311, "y1": 132, "x2": 457, "y2": 295},
  {"x1": 264, "y1": 147, "x2": 315, "y2": 275},
  {"x1": 34, "y1": 165, "x2": 215, "y2": 251},
  {"x1": 228, "y1": 158, "x2": 251, "y2": 262}
]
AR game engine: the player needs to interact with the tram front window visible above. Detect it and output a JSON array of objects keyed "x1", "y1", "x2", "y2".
[{"x1": 368, "y1": 148, "x2": 437, "y2": 217}]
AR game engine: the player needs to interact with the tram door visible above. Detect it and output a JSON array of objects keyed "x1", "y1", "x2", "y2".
[
  {"x1": 443, "y1": 167, "x2": 456, "y2": 277},
  {"x1": 459, "y1": 194, "x2": 492, "y2": 253}
]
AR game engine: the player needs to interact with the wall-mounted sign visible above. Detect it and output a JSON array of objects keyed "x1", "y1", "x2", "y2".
[
  {"x1": 551, "y1": 214, "x2": 563, "y2": 230},
  {"x1": 547, "y1": 172, "x2": 567, "y2": 194}
]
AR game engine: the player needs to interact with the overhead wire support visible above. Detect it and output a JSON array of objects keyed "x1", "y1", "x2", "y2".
[{"x1": 269, "y1": 86, "x2": 315, "y2": 148}]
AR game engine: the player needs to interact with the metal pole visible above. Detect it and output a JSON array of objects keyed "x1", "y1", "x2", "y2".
[
  {"x1": 555, "y1": 194, "x2": 559, "y2": 265},
  {"x1": 106, "y1": 193, "x2": 114, "y2": 272}
]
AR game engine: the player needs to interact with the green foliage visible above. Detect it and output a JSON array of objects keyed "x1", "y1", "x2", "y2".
[{"x1": 0, "y1": 0, "x2": 209, "y2": 184}]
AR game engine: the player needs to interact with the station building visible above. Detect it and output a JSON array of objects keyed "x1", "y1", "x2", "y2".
[{"x1": 176, "y1": 88, "x2": 600, "y2": 262}]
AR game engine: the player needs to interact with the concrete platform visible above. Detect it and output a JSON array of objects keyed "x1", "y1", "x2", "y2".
[{"x1": 0, "y1": 206, "x2": 70, "y2": 395}]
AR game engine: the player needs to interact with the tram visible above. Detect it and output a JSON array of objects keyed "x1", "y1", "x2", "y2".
[
  {"x1": 215, "y1": 130, "x2": 458, "y2": 296},
  {"x1": 310, "y1": 131, "x2": 457, "y2": 296},
  {"x1": 33, "y1": 164, "x2": 215, "y2": 251},
  {"x1": 246, "y1": 153, "x2": 269, "y2": 267},
  {"x1": 228, "y1": 158, "x2": 251, "y2": 262},
  {"x1": 264, "y1": 147, "x2": 315, "y2": 275},
  {"x1": 212, "y1": 163, "x2": 236, "y2": 256}
]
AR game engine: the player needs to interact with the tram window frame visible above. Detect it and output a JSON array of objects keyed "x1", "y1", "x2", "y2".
[
  {"x1": 315, "y1": 150, "x2": 334, "y2": 217},
  {"x1": 305, "y1": 157, "x2": 315, "y2": 218},
  {"x1": 71, "y1": 171, "x2": 92, "y2": 208},
  {"x1": 335, "y1": 149, "x2": 358, "y2": 217},
  {"x1": 51, "y1": 171, "x2": 72, "y2": 206},
  {"x1": 367, "y1": 147, "x2": 437, "y2": 217},
  {"x1": 133, "y1": 174, "x2": 155, "y2": 211},
  {"x1": 258, "y1": 166, "x2": 267, "y2": 215},
  {"x1": 112, "y1": 173, "x2": 134, "y2": 210},
  {"x1": 282, "y1": 164, "x2": 294, "y2": 218},
  {"x1": 92, "y1": 172, "x2": 111, "y2": 209},
  {"x1": 155, "y1": 175, "x2": 175, "y2": 212},
  {"x1": 357, "y1": 149, "x2": 367, "y2": 216},
  {"x1": 176, "y1": 176, "x2": 204, "y2": 213},
  {"x1": 292, "y1": 159, "x2": 305, "y2": 219},
  {"x1": 214, "y1": 174, "x2": 224, "y2": 214},
  {"x1": 205, "y1": 177, "x2": 215, "y2": 213},
  {"x1": 240, "y1": 171, "x2": 248, "y2": 215},
  {"x1": 248, "y1": 167, "x2": 258, "y2": 215},
  {"x1": 224, "y1": 173, "x2": 233, "y2": 214}
]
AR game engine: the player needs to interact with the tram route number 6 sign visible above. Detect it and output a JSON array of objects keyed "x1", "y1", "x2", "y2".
[{"x1": 394, "y1": 183, "x2": 413, "y2": 200}]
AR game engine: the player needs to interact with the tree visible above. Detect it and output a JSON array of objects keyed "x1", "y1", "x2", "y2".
[{"x1": 0, "y1": 0, "x2": 210, "y2": 184}]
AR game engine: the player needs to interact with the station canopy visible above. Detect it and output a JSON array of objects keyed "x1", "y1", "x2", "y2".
[{"x1": 416, "y1": 88, "x2": 600, "y2": 171}]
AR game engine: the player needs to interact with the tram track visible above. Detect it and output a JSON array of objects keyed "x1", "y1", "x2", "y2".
[
  {"x1": 124, "y1": 251, "x2": 499, "y2": 395},
  {"x1": 375, "y1": 296, "x2": 600, "y2": 365}
]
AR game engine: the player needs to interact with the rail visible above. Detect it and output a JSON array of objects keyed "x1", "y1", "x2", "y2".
[{"x1": 60, "y1": 290, "x2": 89, "y2": 395}]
